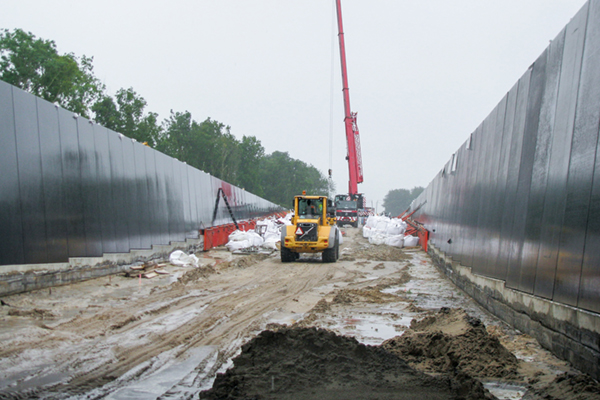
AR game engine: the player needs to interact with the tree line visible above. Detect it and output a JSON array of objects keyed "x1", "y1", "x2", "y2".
[
  {"x1": 0, "y1": 28, "x2": 332, "y2": 207},
  {"x1": 382, "y1": 187, "x2": 424, "y2": 216}
]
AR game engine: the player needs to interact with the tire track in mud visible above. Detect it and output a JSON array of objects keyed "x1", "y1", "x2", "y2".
[{"x1": 25, "y1": 251, "x2": 360, "y2": 397}]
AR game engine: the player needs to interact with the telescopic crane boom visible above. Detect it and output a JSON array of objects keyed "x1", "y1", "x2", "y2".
[{"x1": 336, "y1": 0, "x2": 363, "y2": 195}]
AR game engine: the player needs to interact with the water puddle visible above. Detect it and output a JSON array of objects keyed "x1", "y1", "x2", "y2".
[
  {"x1": 329, "y1": 311, "x2": 412, "y2": 345},
  {"x1": 482, "y1": 381, "x2": 528, "y2": 400}
]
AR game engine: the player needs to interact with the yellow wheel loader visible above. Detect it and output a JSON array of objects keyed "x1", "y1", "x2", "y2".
[{"x1": 280, "y1": 194, "x2": 341, "y2": 263}]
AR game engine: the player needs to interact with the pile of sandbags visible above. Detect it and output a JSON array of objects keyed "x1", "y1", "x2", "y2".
[
  {"x1": 226, "y1": 230, "x2": 265, "y2": 252},
  {"x1": 255, "y1": 219, "x2": 285, "y2": 250},
  {"x1": 226, "y1": 214, "x2": 291, "y2": 252},
  {"x1": 362, "y1": 215, "x2": 419, "y2": 248}
]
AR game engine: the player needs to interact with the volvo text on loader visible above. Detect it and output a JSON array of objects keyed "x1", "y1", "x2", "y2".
[{"x1": 280, "y1": 194, "x2": 341, "y2": 263}]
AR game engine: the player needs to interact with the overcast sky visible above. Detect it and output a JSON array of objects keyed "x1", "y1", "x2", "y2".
[{"x1": 2, "y1": 0, "x2": 588, "y2": 210}]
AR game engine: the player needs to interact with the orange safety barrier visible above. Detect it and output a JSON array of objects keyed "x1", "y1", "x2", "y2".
[{"x1": 405, "y1": 218, "x2": 429, "y2": 252}]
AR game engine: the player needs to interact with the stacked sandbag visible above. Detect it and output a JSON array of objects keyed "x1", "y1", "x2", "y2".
[
  {"x1": 226, "y1": 230, "x2": 265, "y2": 252},
  {"x1": 256, "y1": 219, "x2": 283, "y2": 250},
  {"x1": 361, "y1": 215, "x2": 413, "y2": 248},
  {"x1": 403, "y1": 235, "x2": 419, "y2": 247}
]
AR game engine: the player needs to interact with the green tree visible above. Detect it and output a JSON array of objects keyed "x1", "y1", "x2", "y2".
[
  {"x1": 383, "y1": 186, "x2": 424, "y2": 216},
  {"x1": 0, "y1": 28, "x2": 104, "y2": 117},
  {"x1": 156, "y1": 112, "x2": 241, "y2": 184},
  {"x1": 238, "y1": 135, "x2": 265, "y2": 195},
  {"x1": 260, "y1": 151, "x2": 330, "y2": 206},
  {"x1": 92, "y1": 87, "x2": 162, "y2": 145}
]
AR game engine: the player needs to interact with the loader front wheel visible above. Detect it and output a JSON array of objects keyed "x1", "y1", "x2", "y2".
[{"x1": 281, "y1": 246, "x2": 295, "y2": 263}]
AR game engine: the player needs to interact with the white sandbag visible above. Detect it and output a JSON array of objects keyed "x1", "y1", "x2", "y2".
[
  {"x1": 384, "y1": 235, "x2": 404, "y2": 248},
  {"x1": 374, "y1": 220, "x2": 389, "y2": 233},
  {"x1": 226, "y1": 239, "x2": 252, "y2": 252},
  {"x1": 169, "y1": 250, "x2": 200, "y2": 267},
  {"x1": 385, "y1": 220, "x2": 404, "y2": 236},
  {"x1": 226, "y1": 229, "x2": 264, "y2": 252},
  {"x1": 261, "y1": 240, "x2": 278, "y2": 250},
  {"x1": 365, "y1": 215, "x2": 378, "y2": 229},
  {"x1": 404, "y1": 235, "x2": 419, "y2": 247},
  {"x1": 362, "y1": 226, "x2": 373, "y2": 238},
  {"x1": 369, "y1": 233, "x2": 387, "y2": 245}
]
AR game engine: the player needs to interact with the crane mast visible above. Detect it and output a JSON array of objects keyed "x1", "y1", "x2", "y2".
[{"x1": 336, "y1": 0, "x2": 363, "y2": 195}]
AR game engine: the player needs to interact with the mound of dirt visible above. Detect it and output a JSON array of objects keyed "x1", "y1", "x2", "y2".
[
  {"x1": 382, "y1": 308, "x2": 519, "y2": 379},
  {"x1": 176, "y1": 265, "x2": 215, "y2": 284},
  {"x1": 330, "y1": 287, "x2": 399, "y2": 305},
  {"x1": 524, "y1": 372, "x2": 600, "y2": 400},
  {"x1": 353, "y1": 244, "x2": 410, "y2": 262},
  {"x1": 8, "y1": 308, "x2": 58, "y2": 319},
  {"x1": 200, "y1": 327, "x2": 495, "y2": 400}
]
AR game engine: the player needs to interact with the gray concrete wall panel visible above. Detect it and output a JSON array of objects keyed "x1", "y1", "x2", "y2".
[
  {"x1": 132, "y1": 142, "x2": 152, "y2": 249},
  {"x1": 522, "y1": 33, "x2": 564, "y2": 297},
  {"x1": 473, "y1": 106, "x2": 499, "y2": 277},
  {"x1": 454, "y1": 137, "x2": 473, "y2": 263},
  {"x1": 482, "y1": 97, "x2": 508, "y2": 278},
  {"x1": 154, "y1": 151, "x2": 171, "y2": 245},
  {"x1": 57, "y1": 107, "x2": 86, "y2": 258},
  {"x1": 451, "y1": 143, "x2": 469, "y2": 263},
  {"x1": 0, "y1": 82, "x2": 25, "y2": 265},
  {"x1": 492, "y1": 83, "x2": 519, "y2": 279},
  {"x1": 37, "y1": 100, "x2": 69, "y2": 263},
  {"x1": 511, "y1": 49, "x2": 548, "y2": 294},
  {"x1": 500, "y1": 69, "x2": 531, "y2": 286},
  {"x1": 578, "y1": 0, "x2": 600, "y2": 314},
  {"x1": 92, "y1": 124, "x2": 117, "y2": 254},
  {"x1": 14, "y1": 89, "x2": 48, "y2": 264},
  {"x1": 143, "y1": 145, "x2": 161, "y2": 246},
  {"x1": 109, "y1": 131, "x2": 132, "y2": 252},
  {"x1": 121, "y1": 138, "x2": 141, "y2": 249},
  {"x1": 77, "y1": 118, "x2": 103, "y2": 257}
]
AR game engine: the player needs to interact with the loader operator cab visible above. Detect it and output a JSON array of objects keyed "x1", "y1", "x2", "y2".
[{"x1": 298, "y1": 198, "x2": 323, "y2": 219}]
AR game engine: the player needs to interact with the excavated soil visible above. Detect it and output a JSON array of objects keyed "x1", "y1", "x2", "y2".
[
  {"x1": 524, "y1": 372, "x2": 600, "y2": 400},
  {"x1": 199, "y1": 326, "x2": 495, "y2": 400},
  {"x1": 382, "y1": 308, "x2": 519, "y2": 379}
]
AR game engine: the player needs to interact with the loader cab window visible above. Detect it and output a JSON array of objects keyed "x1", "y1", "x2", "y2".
[{"x1": 298, "y1": 198, "x2": 323, "y2": 219}]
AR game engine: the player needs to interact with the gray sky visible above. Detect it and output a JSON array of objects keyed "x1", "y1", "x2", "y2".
[{"x1": 2, "y1": 0, "x2": 587, "y2": 210}]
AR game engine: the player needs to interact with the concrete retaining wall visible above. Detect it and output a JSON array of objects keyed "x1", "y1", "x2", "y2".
[{"x1": 412, "y1": 0, "x2": 600, "y2": 379}]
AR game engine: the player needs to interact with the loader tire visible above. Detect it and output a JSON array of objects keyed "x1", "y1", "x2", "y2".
[
  {"x1": 281, "y1": 246, "x2": 295, "y2": 263},
  {"x1": 322, "y1": 237, "x2": 339, "y2": 263}
]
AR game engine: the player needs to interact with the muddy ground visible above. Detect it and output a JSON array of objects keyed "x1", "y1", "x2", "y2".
[{"x1": 1, "y1": 228, "x2": 599, "y2": 399}]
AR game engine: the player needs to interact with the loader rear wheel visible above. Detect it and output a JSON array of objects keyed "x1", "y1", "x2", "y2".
[
  {"x1": 281, "y1": 246, "x2": 295, "y2": 263},
  {"x1": 322, "y1": 237, "x2": 339, "y2": 263}
]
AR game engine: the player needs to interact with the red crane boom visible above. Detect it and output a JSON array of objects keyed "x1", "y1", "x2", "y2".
[{"x1": 336, "y1": 0, "x2": 363, "y2": 195}]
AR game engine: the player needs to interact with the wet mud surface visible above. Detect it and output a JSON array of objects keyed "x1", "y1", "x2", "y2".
[{"x1": 0, "y1": 228, "x2": 598, "y2": 399}]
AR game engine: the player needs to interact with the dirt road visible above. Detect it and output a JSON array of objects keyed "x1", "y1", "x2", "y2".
[{"x1": 1, "y1": 228, "x2": 598, "y2": 399}]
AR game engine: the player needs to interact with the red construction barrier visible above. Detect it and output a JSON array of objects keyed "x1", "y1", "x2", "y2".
[{"x1": 202, "y1": 210, "x2": 288, "y2": 251}]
